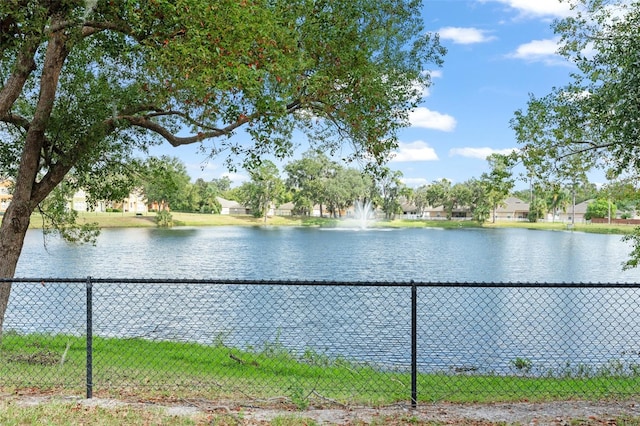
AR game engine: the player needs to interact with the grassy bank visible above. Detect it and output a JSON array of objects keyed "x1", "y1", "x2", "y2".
[
  {"x1": 25, "y1": 211, "x2": 336, "y2": 229},
  {"x1": 2, "y1": 333, "x2": 640, "y2": 407},
  {"x1": 25, "y1": 211, "x2": 639, "y2": 235}
]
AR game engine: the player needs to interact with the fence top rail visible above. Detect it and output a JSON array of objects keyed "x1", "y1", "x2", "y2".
[{"x1": 1, "y1": 277, "x2": 640, "y2": 288}]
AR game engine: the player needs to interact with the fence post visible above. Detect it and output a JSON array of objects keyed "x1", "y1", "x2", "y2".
[
  {"x1": 86, "y1": 276, "x2": 93, "y2": 399},
  {"x1": 411, "y1": 281, "x2": 417, "y2": 408}
]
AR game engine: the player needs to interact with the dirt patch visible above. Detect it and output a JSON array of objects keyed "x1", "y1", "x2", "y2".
[
  {"x1": 240, "y1": 400, "x2": 640, "y2": 424},
  {"x1": 3, "y1": 394, "x2": 640, "y2": 424}
]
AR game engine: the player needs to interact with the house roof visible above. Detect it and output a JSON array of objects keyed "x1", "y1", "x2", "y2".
[
  {"x1": 277, "y1": 201, "x2": 295, "y2": 210},
  {"x1": 496, "y1": 197, "x2": 530, "y2": 213},
  {"x1": 572, "y1": 200, "x2": 591, "y2": 214},
  {"x1": 216, "y1": 197, "x2": 246, "y2": 209}
]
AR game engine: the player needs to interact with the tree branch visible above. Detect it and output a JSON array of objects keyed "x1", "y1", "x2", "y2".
[
  {"x1": 120, "y1": 100, "x2": 304, "y2": 147},
  {"x1": 0, "y1": 45, "x2": 37, "y2": 117}
]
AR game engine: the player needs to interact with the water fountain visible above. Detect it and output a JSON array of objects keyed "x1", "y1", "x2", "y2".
[{"x1": 353, "y1": 199, "x2": 374, "y2": 229}]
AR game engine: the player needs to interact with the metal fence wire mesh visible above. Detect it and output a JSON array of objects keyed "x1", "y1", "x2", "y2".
[{"x1": 1, "y1": 278, "x2": 640, "y2": 406}]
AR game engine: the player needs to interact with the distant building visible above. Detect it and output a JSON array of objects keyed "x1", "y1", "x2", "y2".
[
  {"x1": 491, "y1": 197, "x2": 529, "y2": 222},
  {"x1": 216, "y1": 197, "x2": 249, "y2": 215},
  {"x1": 70, "y1": 188, "x2": 148, "y2": 214},
  {"x1": 555, "y1": 199, "x2": 590, "y2": 224},
  {"x1": 0, "y1": 179, "x2": 12, "y2": 213}
]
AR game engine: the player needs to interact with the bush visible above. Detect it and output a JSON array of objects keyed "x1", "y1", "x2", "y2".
[
  {"x1": 585, "y1": 199, "x2": 616, "y2": 220},
  {"x1": 155, "y1": 210, "x2": 173, "y2": 227}
]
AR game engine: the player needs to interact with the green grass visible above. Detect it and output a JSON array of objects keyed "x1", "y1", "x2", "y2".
[
  {"x1": 24, "y1": 211, "x2": 639, "y2": 236},
  {"x1": 25, "y1": 211, "x2": 338, "y2": 229},
  {"x1": 0, "y1": 399, "x2": 212, "y2": 425},
  {"x1": 2, "y1": 332, "x2": 640, "y2": 407}
]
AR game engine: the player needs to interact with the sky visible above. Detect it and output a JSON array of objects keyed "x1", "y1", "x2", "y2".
[{"x1": 150, "y1": 0, "x2": 580, "y2": 189}]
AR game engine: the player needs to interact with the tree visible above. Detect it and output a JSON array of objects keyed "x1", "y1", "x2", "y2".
[
  {"x1": 425, "y1": 179, "x2": 452, "y2": 218},
  {"x1": 543, "y1": 182, "x2": 571, "y2": 222},
  {"x1": 324, "y1": 166, "x2": 370, "y2": 218},
  {"x1": 140, "y1": 156, "x2": 191, "y2": 212},
  {"x1": 0, "y1": 0, "x2": 444, "y2": 335},
  {"x1": 585, "y1": 199, "x2": 616, "y2": 221},
  {"x1": 423, "y1": 178, "x2": 473, "y2": 220},
  {"x1": 528, "y1": 197, "x2": 547, "y2": 223},
  {"x1": 191, "y1": 178, "x2": 224, "y2": 214},
  {"x1": 480, "y1": 153, "x2": 515, "y2": 223},
  {"x1": 464, "y1": 178, "x2": 490, "y2": 222},
  {"x1": 510, "y1": 0, "x2": 640, "y2": 260},
  {"x1": 210, "y1": 177, "x2": 232, "y2": 195},
  {"x1": 237, "y1": 161, "x2": 284, "y2": 222},
  {"x1": 412, "y1": 185, "x2": 430, "y2": 217},
  {"x1": 449, "y1": 182, "x2": 472, "y2": 219},
  {"x1": 284, "y1": 151, "x2": 332, "y2": 216},
  {"x1": 375, "y1": 168, "x2": 407, "y2": 220}
]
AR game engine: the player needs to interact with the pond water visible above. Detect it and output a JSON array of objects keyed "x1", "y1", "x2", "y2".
[
  {"x1": 9, "y1": 226, "x2": 640, "y2": 375},
  {"x1": 15, "y1": 225, "x2": 640, "y2": 282}
]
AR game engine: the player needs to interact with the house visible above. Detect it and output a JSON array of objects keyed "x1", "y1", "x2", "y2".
[
  {"x1": 70, "y1": 188, "x2": 148, "y2": 214},
  {"x1": 555, "y1": 200, "x2": 590, "y2": 223},
  {"x1": 274, "y1": 201, "x2": 324, "y2": 217},
  {"x1": 122, "y1": 188, "x2": 148, "y2": 214},
  {"x1": 0, "y1": 179, "x2": 12, "y2": 213},
  {"x1": 71, "y1": 189, "x2": 89, "y2": 212},
  {"x1": 274, "y1": 202, "x2": 295, "y2": 216},
  {"x1": 400, "y1": 202, "x2": 419, "y2": 219},
  {"x1": 491, "y1": 197, "x2": 530, "y2": 222},
  {"x1": 216, "y1": 197, "x2": 249, "y2": 215},
  {"x1": 421, "y1": 204, "x2": 471, "y2": 220}
]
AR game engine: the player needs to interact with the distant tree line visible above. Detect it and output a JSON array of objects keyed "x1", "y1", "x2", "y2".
[{"x1": 136, "y1": 151, "x2": 640, "y2": 222}]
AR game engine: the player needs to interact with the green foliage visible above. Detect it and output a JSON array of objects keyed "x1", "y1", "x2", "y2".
[
  {"x1": 237, "y1": 160, "x2": 284, "y2": 220},
  {"x1": 5, "y1": 333, "x2": 640, "y2": 405},
  {"x1": 285, "y1": 151, "x2": 334, "y2": 216},
  {"x1": 509, "y1": 0, "x2": 640, "y2": 248},
  {"x1": 585, "y1": 199, "x2": 616, "y2": 220},
  {"x1": 511, "y1": 357, "x2": 532, "y2": 373},
  {"x1": 375, "y1": 168, "x2": 407, "y2": 220},
  {"x1": 0, "y1": 0, "x2": 445, "y2": 286},
  {"x1": 421, "y1": 178, "x2": 490, "y2": 221},
  {"x1": 140, "y1": 156, "x2": 191, "y2": 211},
  {"x1": 155, "y1": 210, "x2": 173, "y2": 227},
  {"x1": 37, "y1": 183, "x2": 100, "y2": 245},
  {"x1": 481, "y1": 153, "x2": 515, "y2": 223}
]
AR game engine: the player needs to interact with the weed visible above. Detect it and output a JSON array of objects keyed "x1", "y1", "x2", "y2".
[
  {"x1": 510, "y1": 357, "x2": 532, "y2": 373},
  {"x1": 289, "y1": 385, "x2": 309, "y2": 410}
]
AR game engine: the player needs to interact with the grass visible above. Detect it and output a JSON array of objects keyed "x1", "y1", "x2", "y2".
[
  {"x1": 23, "y1": 210, "x2": 639, "y2": 236},
  {"x1": 2, "y1": 332, "x2": 640, "y2": 406},
  {"x1": 0, "y1": 399, "x2": 211, "y2": 425},
  {"x1": 4, "y1": 333, "x2": 640, "y2": 424}
]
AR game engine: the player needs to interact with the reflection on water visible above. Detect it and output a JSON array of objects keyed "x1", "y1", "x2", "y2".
[{"x1": 8, "y1": 226, "x2": 640, "y2": 374}]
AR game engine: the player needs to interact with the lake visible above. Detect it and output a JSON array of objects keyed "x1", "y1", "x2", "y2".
[
  {"x1": 9, "y1": 225, "x2": 640, "y2": 375},
  {"x1": 15, "y1": 225, "x2": 640, "y2": 282}
]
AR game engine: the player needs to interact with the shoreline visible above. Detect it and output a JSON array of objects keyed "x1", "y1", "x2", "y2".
[{"x1": 21, "y1": 211, "x2": 639, "y2": 236}]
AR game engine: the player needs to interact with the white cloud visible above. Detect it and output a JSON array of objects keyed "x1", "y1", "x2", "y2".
[
  {"x1": 482, "y1": 0, "x2": 574, "y2": 18},
  {"x1": 391, "y1": 141, "x2": 439, "y2": 162},
  {"x1": 402, "y1": 177, "x2": 429, "y2": 188},
  {"x1": 449, "y1": 147, "x2": 517, "y2": 160},
  {"x1": 438, "y1": 27, "x2": 497, "y2": 44},
  {"x1": 508, "y1": 37, "x2": 570, "y2": 65},
  {"x1": 409, "y1": 107, "x2": 456, "y2": 131}
]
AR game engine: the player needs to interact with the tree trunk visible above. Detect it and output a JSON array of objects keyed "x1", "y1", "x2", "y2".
[
  {"x1": 0, "y1": 200, "x2": 33, "y2": 340},
  {"x1": 0, "y1": 22, "x2": 69, "y2": 339}
]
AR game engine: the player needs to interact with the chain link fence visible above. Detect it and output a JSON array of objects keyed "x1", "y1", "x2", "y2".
[{"x1": 1, "y1": 278, "x2": 640, "y2": 406}]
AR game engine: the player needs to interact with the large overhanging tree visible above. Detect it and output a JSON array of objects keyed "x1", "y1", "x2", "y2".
[
  {"x1": 0, "y1": 0, "x2": 444, "y2": 334},
  {"x1": 510, "y1": 0, "x2": 640, "y2": 267}
]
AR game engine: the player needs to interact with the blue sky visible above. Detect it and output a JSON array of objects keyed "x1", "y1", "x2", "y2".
[{"x1": 152, "y1": 0, "x2": 579, "y2": 189}]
